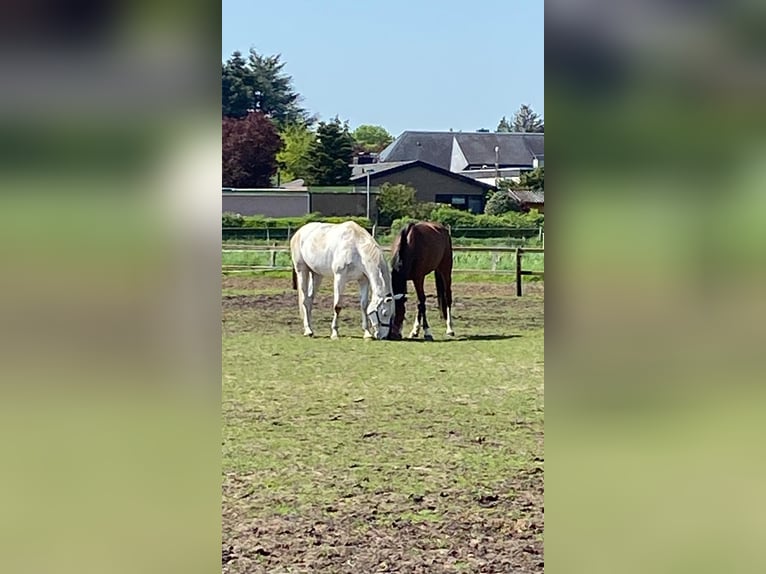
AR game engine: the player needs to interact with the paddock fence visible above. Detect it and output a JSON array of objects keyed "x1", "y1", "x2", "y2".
[
  {"x1": 223, "y1": 225, "x2": 544, "y2": 243},
  {"x1": 222, "y1": 245, "x2": 544, "y2": 296}
]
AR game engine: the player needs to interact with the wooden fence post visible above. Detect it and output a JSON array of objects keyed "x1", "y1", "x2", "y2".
[{"x1": 516, "y1": 247, "x2": 523, "y2": 296}]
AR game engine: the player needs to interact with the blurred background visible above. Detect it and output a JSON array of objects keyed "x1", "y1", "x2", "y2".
[
  {"x1": 547, "y1": 1, "x2": 766, "y2": 572},
  {"x1": 0, "y1": 1, "x2": 220, "y2": 572},
  {"x1": 3, "y1": 0, "x2": 766, "y2": 572}
]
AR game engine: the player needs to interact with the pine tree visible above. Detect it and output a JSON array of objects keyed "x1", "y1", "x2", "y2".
[
  {"x1": 306, "y1": 118, "x2": 354, "y2": 186},
  {"x1": 222, "y1": 53, "x2": 252, "y2": 118},
  {"x1": 511, "y1": 104, "x2": 544, "y2": 133},
  {"x1": 496, "y1": 116, "x2": 512, "y2": 132},
  {"x1": 222, "y1": 49, "x2": 309, "y2": 125}
]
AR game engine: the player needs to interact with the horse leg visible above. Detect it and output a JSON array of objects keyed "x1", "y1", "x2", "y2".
[
  {"x1": 409, "y1": 277, "x2": 427, "y2": 339},
  {"x1": 359, "y1": 277, "x2": 373, "y2": 339},
  {"x1": 331, "y1": 273, "x2": 347, "y2": 340},
  {"x1": 437, "y1": 267, "x2": 455, "y2": 337},
  {"x1": 308, "y1": 273, "x2": 322, "y2": 305},
  {"x1": 421, "y1": 286, "x2": 433, "y2": 342},
  {"x1": 296, "y1": 269, "x2": 314, "y2": 336}
]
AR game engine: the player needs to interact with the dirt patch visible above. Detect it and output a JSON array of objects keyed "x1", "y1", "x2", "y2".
[
  {"x1": 223, "y1": 277, "x2": 543, "y2": 336},
  {"x1": 223, "y1": 468, "x2": 543, "y2": 573}
]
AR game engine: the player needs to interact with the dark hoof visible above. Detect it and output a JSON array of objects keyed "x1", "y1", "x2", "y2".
[
  {"x1": 388, "y1": 333, "x2": 403, "y2": 341},
  {"x1": 424, "y1": 334, "x2": 434, "y2": 341}
]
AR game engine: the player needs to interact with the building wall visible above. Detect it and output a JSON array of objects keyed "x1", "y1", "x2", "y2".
[
  {"x1": 310, "y1": 192, "x2": 377, "y2": 217},
  {"x1": 222, "y1": 193, "x2": 309, "y2": 217},
  {"x1": 368, "y1": 165, "x2": 488, "y2": 202},
  {"x1": 222, "y1": 191, "x2": 377, "y2": 219}
]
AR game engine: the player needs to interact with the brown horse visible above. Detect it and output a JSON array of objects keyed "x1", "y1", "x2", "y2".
[{"x1": 389, "y1": 221, "x2": 455, "y2": 341}]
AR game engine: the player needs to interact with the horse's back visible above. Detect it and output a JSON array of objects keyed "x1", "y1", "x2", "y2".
[
  {"x1": 292, "y1": 221, "x2": 376, "y2": 277},
  {"x1": 407, "y1": 221, "x2": 452, "y2": 270}
]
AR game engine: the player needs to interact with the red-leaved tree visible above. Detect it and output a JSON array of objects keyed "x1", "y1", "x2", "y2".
[{"x1": 222, "y1": 112, "x2": 282, "y2": 188}]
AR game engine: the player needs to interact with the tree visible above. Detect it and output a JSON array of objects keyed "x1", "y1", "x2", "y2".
[
  {"x1": 276, "y1": 122, "x2": 315, "y2": 183},
  {"x1": 305, "y1": 118, "x2": 354, "y2": 186},
  {"x1": 511, "y1": 104, "x2": 544, "y2": 133},
  {"x1": 484, "y1": 189, "x2": 527, "y2": 215},
  {"x1": 376, "y1": 183, "x2": 417, "y2": 226},
  {"x1": 222, "y1": 112, "x2": 282, "y2": 188},
  {"x1": 222, "y1": 53, "x2": 252, "y2": 119},
  {"x1": 496, "y1": 116, "x2": 512, "y2": 132},
  {"x1": 351, "y1": 125, "x2": 394, "y2": 154},
  {"x1": 222, "y1": 49, "x2": 309, "y2": 126},
  {"x1": 518, "y1": 166, "x2": 544, "y2": 190}
]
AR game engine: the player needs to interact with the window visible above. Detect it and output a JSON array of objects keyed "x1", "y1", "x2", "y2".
[{"x1": 435, "y1": 194, "x2": 484, "y2": 214}]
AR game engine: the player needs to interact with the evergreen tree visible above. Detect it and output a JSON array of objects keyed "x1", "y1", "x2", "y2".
[
  {"x1": 518, "y1": 166, "x2": 544, "y2": 190},
  {"x1": 306, "y1": 118, "x2": 354, "y2": 186},
  {"x1": 496, "y1": 115, "x2": 512, "y2": 132},
  {"x1": 222, "y1": 49, "x2": 309, "y2": 125},
  {"x1": 222, "y1": 52, "x2": 252, "y2": 118},
  {"x1": 511, "y1": 104, "x2": 544, "y2": 133}
]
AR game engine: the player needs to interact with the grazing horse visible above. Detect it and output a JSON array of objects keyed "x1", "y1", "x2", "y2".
[
  {"x1": 290, "y1": 221, "x2": 401, "y2": 340},
  {"x1": 389, "y1": 221, "x2": 455, "y2": 341}
]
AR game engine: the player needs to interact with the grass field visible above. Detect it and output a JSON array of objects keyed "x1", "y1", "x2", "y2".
[{"x1": 222, "y1": 275, "x2": 544, "y2": 573}]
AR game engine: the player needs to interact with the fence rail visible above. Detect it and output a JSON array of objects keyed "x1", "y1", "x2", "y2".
[
  {"x1": 223, "y1": 226, "x2": 543, "y2": 242},
  {"x1": 222, "y1": 245, "x2": 544, "y2": 296}
]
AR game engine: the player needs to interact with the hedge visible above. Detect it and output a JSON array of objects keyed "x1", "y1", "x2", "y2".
[{"x1": 223, "y1": 212, "x2": 371, "y2": 229}]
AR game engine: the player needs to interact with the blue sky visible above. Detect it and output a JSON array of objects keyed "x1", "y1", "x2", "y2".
[{"x1": 222, "y1": 0, "x2": 543, "y2": 136}]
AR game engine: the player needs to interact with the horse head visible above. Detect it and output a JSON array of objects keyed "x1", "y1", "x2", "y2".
[
  {"x1": 389, "y1": 293, "x2": 407, "y2": 340},
  {"x1": 367, "y1": 293, "x2": 404, "y2": 340}
]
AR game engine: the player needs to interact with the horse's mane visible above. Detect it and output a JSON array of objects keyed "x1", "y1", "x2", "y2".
[
  {"x1": 360, "y1": 232, "x2": 386, "y2": 265},
  {"x1": 391, "y1": 222, "x2": 414, "y2": 272},
  {"x1": 390, "y1": 223, "x2": 414, "y2": 296}
]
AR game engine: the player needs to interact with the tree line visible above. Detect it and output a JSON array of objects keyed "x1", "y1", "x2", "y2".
[{"x1": 222, "y1": 48, "x2": 544, "y2": 188}]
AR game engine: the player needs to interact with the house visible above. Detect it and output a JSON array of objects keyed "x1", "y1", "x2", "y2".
[
  {"x1": 378, "y1": 130, "x2": 543, "y2": 184},
  {"x1": 507, "y1": 189, "x2": 545, "y2": 213},
  {"x1": 351, "y1": 131, "x2": 543, "y2": 209},
  {"x1": 350, "y1": 160, "x2": 494, "y2": 214}
]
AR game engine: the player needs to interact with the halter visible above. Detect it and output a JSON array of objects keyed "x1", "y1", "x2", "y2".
[
  {"x1": 368, "y1": 308, "x2": 393, "y2": 330},
  {"x1": 367, "y1": 292, "x2": 402, "y2": 330}
]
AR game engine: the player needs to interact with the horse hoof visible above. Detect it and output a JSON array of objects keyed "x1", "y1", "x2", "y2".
[
  {"x1": 304, "y1": 331, "x2": 314, "y2": 337},
  {"x1": 424, "y1": 334, "x2": 434, "y2": 341},
  {"x1": 446, "y1": 330, "x2": 455, "y2": 337},
  {"x1": 331, "y1": 333, "x2": 339, "y2": 340},
  {"x1": 363, "y1": 331, "x2": 374, "y2": 340}
]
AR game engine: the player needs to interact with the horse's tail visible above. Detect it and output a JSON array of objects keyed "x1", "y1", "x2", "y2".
[
  {"x1": 291, "y1": 267, "x2": 297, "y2": 290},
  {"x1": 435, "y1": 271, "x2": 448, "y2": 320}
]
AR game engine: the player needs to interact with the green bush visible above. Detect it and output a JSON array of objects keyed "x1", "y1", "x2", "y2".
[
  {"x1": 428, "y1": 205, "x2": 479, "y2": 228},
  {"x1": 376, "y1": 183, "x2": 417, "y2": 226},
  {"x1": 484, "y1": 190, "x2": 525, "y2": 216},
  {"x1": 499, "y1": 209, "x2": 543, "y2": 228},
  {"x1": 237, "y1": 213, "x2": 371, "y2": 229},
  {"x1": 388, "y1": 216, "x2": 419, "y2": 236},
  {"x1": 222, "y1": 212, "x2": 245, "y2": 227},
  {"x1": 407, "y1": 205, "x2": 543, "y2": 230}
]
